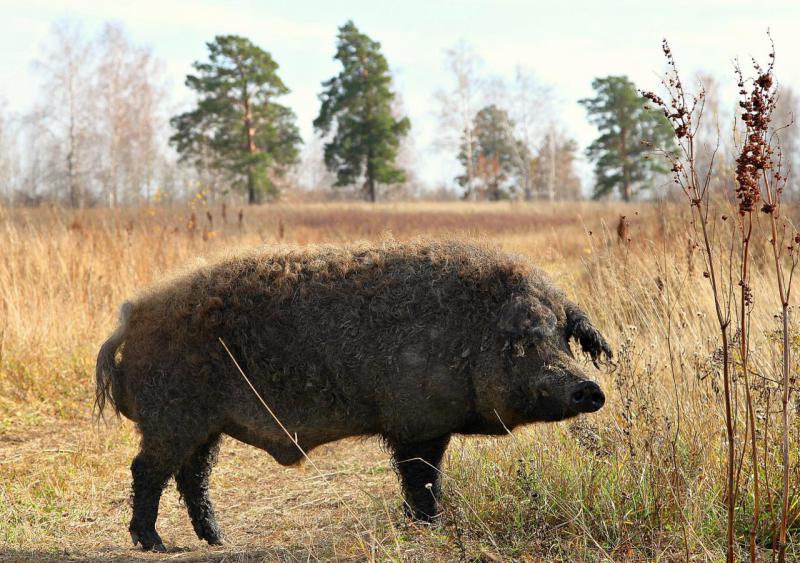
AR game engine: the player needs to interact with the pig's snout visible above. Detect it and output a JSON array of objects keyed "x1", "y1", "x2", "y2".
[{"x1": 570, "y1": 381, "x2": 605, "y2": 413}]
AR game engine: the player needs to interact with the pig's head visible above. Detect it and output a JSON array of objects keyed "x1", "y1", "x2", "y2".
[{"x1": 489, "y1": 292, "x2": 612, "y2": 426}]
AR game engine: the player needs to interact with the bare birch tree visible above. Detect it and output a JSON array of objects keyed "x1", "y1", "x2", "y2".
[
  {"x1": 0, "y1": 99, "x2": 13, "y2": 201},
  {"x1": 32, "y1": 20, "x2": 95, "y2": 207},
  {"x1": 25, "y1": 20, "x2": 168, "y2": 206},
  {"x1": 435, "y1": 41, "x2": 484, "y2": 199},
  {"x1": 692, "y1": 72, "x2": 730, "y2": 197},
  {"x1": 95, "y1": 23, "x2": 165, "y2": 206},
  {"x1": 773, "y1": 85, "x2": 799, "y2": 196},
  {"x1": 507, "y1": 67, "x2": 553, "y2": 200}
]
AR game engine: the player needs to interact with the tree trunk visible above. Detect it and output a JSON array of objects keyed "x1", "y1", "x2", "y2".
[
  {"x1": 67, "y1": 82, "x2": 80, "y2": 208},
  {"x1": 363, "y1": 176, "x2": 376, "y2": 202},
  {"x1": 66, "y1": 144, "x2": 78, "y2": 208},
  {"x1": 465, "y1": 127, "x2": 476, "y2": 200},
  {"x1": 242, "y1": 85, "x2": 259, "y2": 205},
  {"x1": 247, "y1": 169, "x2": 257, "y2": 204},
  {"x1": 548, "y1": 129, "x2": 556, "y2": 202},
  {"x1": 620, "y1": 125, "x2": 631, "y2": 202},
  {"x1": 365, "y1": 149, "x2": 376, "y2": 202}
]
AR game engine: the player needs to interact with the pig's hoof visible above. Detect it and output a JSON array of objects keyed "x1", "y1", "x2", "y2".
[
  {"x1": 194, "y1": 520, "x2": 224, "y2": 545},
  {"x1": 404, "y1": 504, "x2": 441, "y2": 524},
  {"x1": 205, "y1": 532, "x2": 225, "y2": 546},
  {"x1": 414, "y1": 513, "x2": 441, "y2": 525},
  {"x1": 131, "y1": 529, "x2": 167, "y2": 552}
]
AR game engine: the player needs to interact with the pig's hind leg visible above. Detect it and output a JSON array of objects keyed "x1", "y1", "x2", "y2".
[
  {"x1": 175, "y1": 434, "x2": 224, "y2": 545},
  {"x1": 129, "y1": 437, "x2": 184, "y2": 552},
  {"x1": 129, "y1": 407, "x2": 216, "y2": 551}
]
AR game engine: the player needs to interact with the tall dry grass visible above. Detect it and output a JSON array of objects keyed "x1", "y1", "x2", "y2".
[{"x1": 0, "y1": 201, "x2": 797, "y2": 560}]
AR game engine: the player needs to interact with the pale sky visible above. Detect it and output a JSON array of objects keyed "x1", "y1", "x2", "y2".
[{"x1": 1, "y1": 0, "x2": 799, "y2": 190}]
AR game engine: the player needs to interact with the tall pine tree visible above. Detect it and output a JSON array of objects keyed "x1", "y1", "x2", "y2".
[
  {"x1": 579, "y1": 76, "x2": 674, "y2": 200},
  {"x1": 457, "y1": 105, "x2": 527, "y2": 200},
  {"x1": 314, "y1": 21, "x2": 410, "y2": 202},
  {"x1": 170, "y1": 35, "x2": 301, "y2": 204}
]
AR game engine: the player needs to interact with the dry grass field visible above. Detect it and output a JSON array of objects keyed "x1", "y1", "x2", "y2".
[{"x1": 0, "y1": 201, "x2": 798, "y2": 561}]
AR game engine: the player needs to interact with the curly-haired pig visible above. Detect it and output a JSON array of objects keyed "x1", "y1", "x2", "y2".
[{"x1": 95, "y1": 239, "x2": 611, "y2": 551}]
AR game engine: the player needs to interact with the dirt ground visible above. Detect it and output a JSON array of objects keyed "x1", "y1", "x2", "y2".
[
  {"x1": 0, "y1": 408, "x2": 425, "y2": 561},
  {"x1": 3, "y1": 201, "x2": 796, "y2": 561}
]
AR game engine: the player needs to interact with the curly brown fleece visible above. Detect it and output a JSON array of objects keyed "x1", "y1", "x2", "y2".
[{"x1": 95, "y1": 238, "x2": 611, "y2": 551}]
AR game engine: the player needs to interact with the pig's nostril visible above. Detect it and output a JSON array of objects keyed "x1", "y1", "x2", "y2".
[{"x1": 571, "y1": 382, "x2": 605, "y2": 412}]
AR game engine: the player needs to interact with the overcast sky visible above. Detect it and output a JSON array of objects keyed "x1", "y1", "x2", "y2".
[{"x1": 1, "y1": 0, "x2": 799, "y2": 190}]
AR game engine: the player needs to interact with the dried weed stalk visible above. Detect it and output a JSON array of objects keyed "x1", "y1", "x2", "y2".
[
  {"x1": 644, "y1": 36, "x2": 798, "y2": 563},
  {"x1": 643, "y1": 40, "x2": 738, "y2": 563}
]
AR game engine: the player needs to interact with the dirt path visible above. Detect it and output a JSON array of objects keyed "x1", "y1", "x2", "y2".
[{"x1": 0, "y1": 414, "x2": 411, "y2": 561}]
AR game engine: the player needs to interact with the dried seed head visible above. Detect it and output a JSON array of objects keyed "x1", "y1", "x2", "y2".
[{"x1": 734, "y1": 44, "x2": 778, "y2": 215}]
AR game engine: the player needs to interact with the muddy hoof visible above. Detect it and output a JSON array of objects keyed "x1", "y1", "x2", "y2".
[
  {"x1": 131, "y1": 529, "x2": 167, "y2": 552},
  {"x1": 404, "y1": 504, "x2": 441, "y2": 524},
  {"x1": 193, "y1": 519, "x2": 224, "y2": 546}
]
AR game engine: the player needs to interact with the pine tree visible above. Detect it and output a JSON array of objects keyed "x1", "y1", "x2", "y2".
[
  {"x1": 170, "y1": 35, "x2": 301, "y2": 204},
  {"x1": 457, "y1": 105, "x2": 527, "y2": 200},
  {"x1": 579, "y1": 76, "x2": 674, "y2": 200},
  {"x1": 313, "y1": 21, "x2": 410, "y2": 202}
]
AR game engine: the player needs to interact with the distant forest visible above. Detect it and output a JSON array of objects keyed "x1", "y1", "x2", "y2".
[{"x1": 0, "y1": 20, "x2": 798, "y2": 206}]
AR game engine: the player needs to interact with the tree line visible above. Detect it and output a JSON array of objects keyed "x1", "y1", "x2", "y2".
[
  {"x1": 0, "y1": 20, "x2": 798, "y2": 206},
  {"x1": 1, "y1": 22, "x2": 165, "y2": 207}
]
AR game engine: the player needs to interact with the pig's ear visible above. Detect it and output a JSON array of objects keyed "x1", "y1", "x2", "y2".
[
  {"x1": 566, "y1": 302, "x2": 613, "y2": 367},
  {"x1": 497, "y1": 295, "x2": 557, "y2": 339}
]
